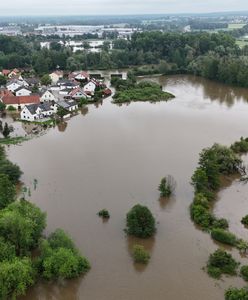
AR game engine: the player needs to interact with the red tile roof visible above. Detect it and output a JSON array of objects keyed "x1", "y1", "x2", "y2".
[
  {"x1": 2, "y1": 69, "x2": 11, "y2": 76},
  {"x1": 2, "y1": 95, "x2": 40, "y2": 105}
]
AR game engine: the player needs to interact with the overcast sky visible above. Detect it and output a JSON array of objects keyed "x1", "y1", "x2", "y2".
[{"x1": 0, "y1": 0, "x2": 247, "y2": 15}]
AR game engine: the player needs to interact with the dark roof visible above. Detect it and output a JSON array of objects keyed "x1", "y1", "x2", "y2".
[
  {"x1": 26, "y1": 102, "x2": 53, "y2": 115},
  {"x1": 58, "y1": 99, "x2": 77, "y2": 109},
  {"x1": 25, "y1": 78, "x2": 40, "y2": 85},
  {"x1": 14, "y1": 86, "x2": 32, "y2": 93}
]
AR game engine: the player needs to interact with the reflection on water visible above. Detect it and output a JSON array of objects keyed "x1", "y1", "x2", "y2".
[
  {"x1": 57, "y1": 121, "x2": 68, "y2": 133},
  {"x1": 139, "y1": 75, "x2": 248, "y2": 107},
  {"x1": 7, "y1": 74, "x2": 248, "y2": 300}
]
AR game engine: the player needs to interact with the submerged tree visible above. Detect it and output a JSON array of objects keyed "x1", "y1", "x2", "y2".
[
  {"x1": 132, "y1": 244, "x2": 150, "y2": 264},
  {"x1": 158, "y1": 175, "x2": 176, "y2": 197},
  {"x1": 126, "y1": 204, "x2": 156, "y2": 238}
]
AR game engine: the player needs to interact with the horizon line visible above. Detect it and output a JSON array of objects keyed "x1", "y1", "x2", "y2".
[{"x1": 0, "y1": 10, "x2": 248, "y2": 17}]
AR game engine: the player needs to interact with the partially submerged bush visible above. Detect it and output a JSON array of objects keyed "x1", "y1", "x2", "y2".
[
  {"x1": 39, "y1": 229, "x2": 90, "y2": 280},
  {"x1": 225, "y1": 287, "x2": 248, "y2": 300},
  {"x1": 0, "y1": 257, "x2": 34, "y2": 299},
  {"x1": 126, "y1": 204, "x2": 156, "y2": 238},
  {"x1": 240, "y1": 265, "x2": 248, "y2": 281},
  {"x1": 98, "y1": 209, "x2": 110, "y2": 219},
  {"x1": 158, "y1": 175, "x2": 176, "y2": 197},
  {"x1": 133, "y1": 245, "x2": 150, "y2": 264},
  {"x1": 241, "y1": 215, "x2": 248, "y2": 226},
  {"x1": 211, "y1": 229, "x2": 237, "y2": 246},
  {"x1": 207, "y1": 249, "x2": 239, "y2": 279},
  {"x1": 231, "y1": 137, "x2": 248, "y2": 154}
]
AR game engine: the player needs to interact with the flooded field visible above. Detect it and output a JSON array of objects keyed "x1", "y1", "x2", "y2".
[{"x1": 7, "y1": 75, "x2": 248, "y2": 300}]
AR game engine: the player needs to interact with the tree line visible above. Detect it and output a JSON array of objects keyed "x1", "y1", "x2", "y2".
[{"x1": 1, "y1": 30, "x2": 248, "y2": 87}]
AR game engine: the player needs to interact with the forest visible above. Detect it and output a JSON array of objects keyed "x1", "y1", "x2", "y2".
[{"x1": 1, "y1": 27, "x2": 248, "y2": 87}]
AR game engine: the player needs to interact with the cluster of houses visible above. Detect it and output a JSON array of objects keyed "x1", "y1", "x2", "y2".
[{"x1": 0, "y1": 69, "x2": 112, "y2": 122}]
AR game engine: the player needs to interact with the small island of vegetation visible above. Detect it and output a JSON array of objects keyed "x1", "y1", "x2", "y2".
[
  {"x1": 207, "y1": 249, "x2": 239, "y2": 279},
  {"x1": 111, "y1": 74, "x2": 175, "y2": 104},
  {"x1": 132, "y1": 244, "x2": 150, "y2": 264},
  {"x1": 158, "y1": 175, "x2": 176, "y2": 197}
]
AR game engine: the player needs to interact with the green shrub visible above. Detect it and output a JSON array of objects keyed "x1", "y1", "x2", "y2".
[
  {"x1": 0, "y1": 159, "x2": 22, "y2": 184},
  {"x1": 212, "y1": 218, "x2": 229, "y2": 230},
  {"x1": 211, "y1": 229, "x2": 237, "y2": 246},
  {"x1": 48, "y1": 229, "x2": 75, "y2": 251},
  {"x1": 193, "y1": 193, "x2": 210, "y2": 209},
  {"x1": 241, "y1": 265, "x2": 248, "y2": 281},
  {"x1": 133, "y1": 245, "x2": 150, "y2": 264},
  {"x1": 241, "y1": 215, "x2": 248, "y2": 226},
  {"x1": 158, "y1": 176, "x2": 175, "y2": 197},
  {"x1": 39, "y1": 230, "x2": 90, "y2": 281},
  {"x1": 0, "y1": 174, "x2": 16, "y2": 209},
  {"x1": 0, "y1": 257, "x2": 34, "y2": 299},
  {"x1": 207, "y1": 266, "x2": 222, "y2": 279},
  {"x1": 0, "y1": 237, "x2": 16, "y2": 262},
  {"x1": 126, "y1": 204, "x2": 156, "y2": 238},
  {"x1": 7, "y1": 105, "x2": 17, "y2": 111},
  {"x1": 225, "y1": 287, "x2": 248, "y2": 300},
  {"x1": 190, "y1": 203, "x2": 214, "y2": 229},
  {"x1": 231, "y1": 137, "x2": 248, "y2": 153},
  {"x1": 98, "y1": 209, "x2": 110, "y2": 219},
  {"x1": 207, "y1": 249, "x2": 239, "y2": 279},
  {"x1": 0, "y1": 200, "x2": 46, "y2": 255}
]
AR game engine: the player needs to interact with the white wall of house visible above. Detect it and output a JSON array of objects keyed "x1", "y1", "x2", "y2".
[
  {"x1": 41, "y1": 91, "x2": 56, "y2": 102},
  {"x1": 49, "y1": 73, "x2": 62, "y2": 84},
  {"x1": 15, "y1": 88, "x2": 32, "y2": 96},
  {"x1": 20, "y1": 106, "x2": 37, "y2": 121},
  {"x1": 83, "y1": 82, "x2": 96, "y2": 94},
  {"x1": 68, "y1": 104, "x2": 78, "y2": 111},
  {"x1": 72, "y1": 91, "x2": 87, "y2": 99}
]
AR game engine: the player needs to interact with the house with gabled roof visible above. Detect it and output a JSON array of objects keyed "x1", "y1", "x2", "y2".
[
  {"x1": 68, "y1": 71, "x2": 90, "y2": 82},
  {"x1": 20, "y1": 102, "x2": 57, "y2": 121},
  {"x1": 69, "y1": 87, "x2": 87, "y2": 100},
  {"x1": 14, "y1": 86, "x2": 32, "y2": 97},
  {"x1": 40, "y1": 89, "x2": 57, "y2": 102}
]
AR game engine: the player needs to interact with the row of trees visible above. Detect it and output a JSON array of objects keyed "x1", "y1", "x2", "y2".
[
  {"x1": 0, "y1": 145, "x2": 90, "y2": 298},
  {"x1": 1, "y1": 30, "x2": 248, "y2": 87}
]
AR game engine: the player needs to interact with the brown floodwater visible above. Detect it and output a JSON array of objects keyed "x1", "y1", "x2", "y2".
[{"x1": 6, "y1": 75, "x2": 248, "y2": 300}]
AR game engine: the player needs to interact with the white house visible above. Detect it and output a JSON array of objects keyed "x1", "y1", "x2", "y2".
[
  {"x1": 20, "y1": 103, "x2": 57, "y2": 121},
  {"x1": 40, "y1": 90, "x2": 57, "y2": 102},
  {"x1": 58, "y1": 99, "x2": 78, "y2": 112},
  {"x1": 69, "y1": 88, "x2": 87, "y2": 100},
  {"x1": 49, "y1": 71, "x2": 63, "y2": 84},
  {"x1": 14, "y1": 86, "x2": 32, "y2": 97},
  {"x1": 75, "y1": 71, "x2": 89, "y2": 81},
  {"x1": 6, "y1": 80, "x2": 23, "y2": 92},
  {"x1": 83, "y1": 81, "x2": 96, "y2": 95}
]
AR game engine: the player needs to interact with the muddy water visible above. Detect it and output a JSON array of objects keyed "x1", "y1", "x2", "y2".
[{"x1": 7, "y1": 75, "x2": 248, "y2": 300}]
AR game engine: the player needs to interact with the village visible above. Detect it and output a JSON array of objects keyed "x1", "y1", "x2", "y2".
[{"x1": 0, "y1": 68, "x2": 113, "y2": 123}]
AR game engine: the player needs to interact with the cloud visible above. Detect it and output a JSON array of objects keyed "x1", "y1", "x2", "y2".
[{"x1": 0, "y1": 0, "x2": 247, "y2": 15}]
